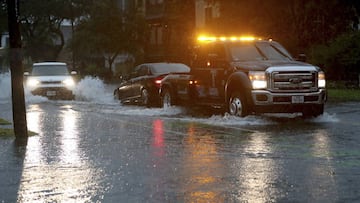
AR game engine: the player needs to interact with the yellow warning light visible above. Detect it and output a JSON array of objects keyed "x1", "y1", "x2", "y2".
[
  {"x1": 197, "y1": 35, "x2": 217, "y2": 42},
  {"x1": 189, "y1": 80, "x2": 198, "y2": 85},
  {"x1": 219, "y1": 37, "x2": 227, "y2": 41},
  {"x1": 197, "y1": 35, "x2": 260, "y2": 43},
  {"x1": 239, "y1": 36, "x2": 256, "y2": 41},
  {"x1": 230, "y1": 36, "x2": 238, "y2": 41}
]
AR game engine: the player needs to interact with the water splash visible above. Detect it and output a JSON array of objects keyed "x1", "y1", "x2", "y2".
[
  {"x1": 0, "y1": 72, "x2": 11, "y2": 102},
  {"x1": 311, "y1": 112, "x2": 339, "y2": 123},
  {"x1": 73, "y1": 76, "x2": 116, "y2": 104}
]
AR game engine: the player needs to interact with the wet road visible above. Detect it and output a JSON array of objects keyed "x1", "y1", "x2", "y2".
[{"x1": 1, "y1": 97, "x2": 360, "y2": 202}]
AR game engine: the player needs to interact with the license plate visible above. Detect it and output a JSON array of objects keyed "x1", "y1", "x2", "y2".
[
  {"x1": 46, "y1": 91, "x2": 56, "y2": 96},
  {"x1": 292, "y1": 95, "x2": 304, "y2": 103}
]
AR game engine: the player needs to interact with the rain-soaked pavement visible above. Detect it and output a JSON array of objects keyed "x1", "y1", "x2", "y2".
[{"x1": 1, "y1": 75, "x2": 360, "y2": 202}]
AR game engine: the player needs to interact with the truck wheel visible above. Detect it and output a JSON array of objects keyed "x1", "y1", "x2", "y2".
[
  {"x1": 228, "y1": 91, "x2": 249, "y2": 117},
  {"x1": 141, "y1": 88, "x2": 150, "y2": 107},
  {"x1": 161, "y1": 88, "x2": 173, "y2": 108}
]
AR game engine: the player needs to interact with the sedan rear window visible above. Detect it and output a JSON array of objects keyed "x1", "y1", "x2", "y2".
[{"x1": 151, "y1": 64, "x2": 190, "y2": 74}]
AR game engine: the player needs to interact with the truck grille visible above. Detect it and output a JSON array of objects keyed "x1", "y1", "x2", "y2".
[{"x1": 269, "y1": 71, "x2": 317, "y2": 92}]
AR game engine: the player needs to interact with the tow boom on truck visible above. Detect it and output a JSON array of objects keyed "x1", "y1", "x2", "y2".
[{"x1": 159, "y1": 35, "x2": 327, "y2": 117}]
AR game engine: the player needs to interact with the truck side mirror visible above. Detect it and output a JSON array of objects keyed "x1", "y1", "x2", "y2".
[{"x1": 296, "y1": 54, "x2": 307, "y2": 62}]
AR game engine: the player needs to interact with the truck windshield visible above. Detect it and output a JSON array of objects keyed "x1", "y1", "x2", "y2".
[
  {"x1": 31, "y1": 65, "x2": 70, "y2": 76},
  {"x1": 230, "y1": 41, "x2": 293, "y2": 62}
]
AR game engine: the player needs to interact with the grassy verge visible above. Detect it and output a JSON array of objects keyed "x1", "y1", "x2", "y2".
[
  {"x1": 326, "y1": 80, "x2": 360, "y2": 103},
  {"x1": 0, "y1": 118, "x2": 11, "y2": 125},
  {"x1": 327, "y1": 88, "x2": 360, "y2": 103},
  {"x1": 0, "y1": 128, "x2": 37, "y2": 137},
  {"x1": 0, "y1": 118, "x2": 37, "y2": 137}
]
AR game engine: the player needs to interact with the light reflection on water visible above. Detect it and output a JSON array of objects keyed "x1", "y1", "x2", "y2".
[
  {"x1": 235, "y1": 132, "x2": 280, "y2": 202},
  {"x1": 308, "y1": 129, "x2": 337, "y2": 199},
  {"x1": 12, "y1": 103, "x2": 339, "y2": 202},
  {"x1": 182, "y1": 124, "x2": 224, "y2": 203},
  {"x1": 18, "y1": 105, "x2": 105, "y2": 202}
]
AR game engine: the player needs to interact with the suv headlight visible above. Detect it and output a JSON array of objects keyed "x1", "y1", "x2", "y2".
[
  {"x1": 62, "y1": 78, "x2": 75, "y2": 87},
  {"x1": 318, "y1": 71, "x2": 326, "y2": 88},
  {"x1": 27, "y1": 78, "x2": 40, "y2": 87},
  {"x1": 249, "y1": 71, "x2": 267, "y2": 89}
]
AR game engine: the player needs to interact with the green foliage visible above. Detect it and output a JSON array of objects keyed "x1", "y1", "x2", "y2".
[
  {"x1": 0, "y1": 0, "x2": 7, "y2": 33},
  {"x1": 215, "y1": 0, "x2": 355, "y2": 54},
  {"x1": 69, "y1": 0, "x2": 147, "y2": 77},
  {"x1": 309, "y1": 32, "x2": 360, "y2": 80}
]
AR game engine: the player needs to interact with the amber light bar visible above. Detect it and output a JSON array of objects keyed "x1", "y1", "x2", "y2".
[{"x1": 197, "y1": 35, "x2": 263, "y2": 42}]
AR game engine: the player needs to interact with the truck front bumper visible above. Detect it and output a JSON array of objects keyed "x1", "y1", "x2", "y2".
[{"x1": 251, "y1": 89, "x2": 327, "y2": 113}]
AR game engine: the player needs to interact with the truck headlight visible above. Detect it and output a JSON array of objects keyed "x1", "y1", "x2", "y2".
[
  {"x1": 27, "y1": 78, "x2": 40, "y2": 87},
  {"x1": 318, "y1": 71, "x2": 326, "y2": 88},
  {"x1": 62, "y1": 78, "x2": 75, "y2": 87},
  {"x1": 249, "y1": 71, "x2": 267, "y2": 89}
]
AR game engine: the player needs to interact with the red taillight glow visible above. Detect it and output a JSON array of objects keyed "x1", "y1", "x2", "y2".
[
  {"x1": 154, "y1": 78, "x2": 163, "y2": 87},
  {"x1": 155, "y1": 79, "x2": 162, "y2": 85}
]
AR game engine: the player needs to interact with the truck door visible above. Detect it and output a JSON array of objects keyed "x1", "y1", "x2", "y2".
[{"x1": 191, "y1": 43, "x2": 227, "y2": 103}]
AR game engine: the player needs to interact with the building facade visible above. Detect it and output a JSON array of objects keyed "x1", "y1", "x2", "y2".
[
  {"x1": 144, "y1": 0, "x2": 220, "y2": 63},
  {"x1": 144, "y1": 0, "x2": 195, "y2": 63}
]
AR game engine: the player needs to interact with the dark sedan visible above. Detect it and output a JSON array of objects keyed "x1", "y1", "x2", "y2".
[{"x1": 114, "y1": 62, "x2": 190, "y2": 106}]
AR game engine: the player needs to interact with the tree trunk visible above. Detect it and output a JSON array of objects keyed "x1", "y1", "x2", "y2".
[{"x1": 7, "y1": 0, "x2": 28, "y2": 143}]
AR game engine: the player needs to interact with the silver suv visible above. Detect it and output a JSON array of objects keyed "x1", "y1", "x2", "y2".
[{"x1": 24, "y1": 62, "x2": 77, "y2": 99}]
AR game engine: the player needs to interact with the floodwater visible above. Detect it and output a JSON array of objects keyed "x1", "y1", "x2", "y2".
[{"x1": 1, "y1": 73, "x2": 360, "y2": 202}]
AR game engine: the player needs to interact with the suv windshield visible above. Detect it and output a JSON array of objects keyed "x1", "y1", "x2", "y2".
[
  {"x1": 31, "y1": 65, "x2": 69, "y2": 76},
  {"x1": 230, "y1": 41, "x2": 292, "y2": 62}
]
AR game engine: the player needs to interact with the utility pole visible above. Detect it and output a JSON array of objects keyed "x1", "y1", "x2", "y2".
[{"x1": 7, "y1": 0, "x2": 28, "y2": 143}]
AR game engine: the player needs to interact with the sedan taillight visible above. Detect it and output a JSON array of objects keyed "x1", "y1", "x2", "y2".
[{"x1": 154, "y1": 77, "x2": 163, "y2": 87}]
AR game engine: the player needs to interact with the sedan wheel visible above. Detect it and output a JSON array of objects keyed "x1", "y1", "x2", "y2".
[
  {"x1": 141, "y1": 89, "x2": 150, "y2": 106},
  {"x1": 113, "y1": 90, "x2": 120, "y2": 100},
  {"x1": 162, "y1": 89, "x2": 173, "y2": 108}
]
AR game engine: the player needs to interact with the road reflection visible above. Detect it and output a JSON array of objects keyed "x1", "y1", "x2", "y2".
[
  {"x1": 152, "y1": 119, "x2": 164, "y2": 157},
  {"x1": 307, "y1": 129, "x2": 337, "y2": 199},
  {"x1": 182, "y1": 123, "x2": 224, "y2": 203},
  {"x1": 233, "y1": 132, "x2": 280, "y2": 202},
  {"x1": 18, "y1": 104, "x2": 105, "y2": 202}
]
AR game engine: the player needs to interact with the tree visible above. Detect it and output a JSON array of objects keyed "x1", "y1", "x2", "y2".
[
  {"x1": 0, "y1": 0, "x2": 7, "y2": 34},
  {"x1": 70, "y1": 0, "x2": 147, "y2": 78},
  {"x1": 214, "y1": 0, "x2": 354, "y2": 54},
  {"x1": 7, "y1": 0, "x2": 28, "y2": 143},
  {"x1": 310, "y1": 32, "x2": 360, "y2": 80},
  {"x1": 19, "y1": 0, "x2": 64, "y2": 61}
]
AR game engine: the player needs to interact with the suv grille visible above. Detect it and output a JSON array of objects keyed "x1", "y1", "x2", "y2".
[
  {"x1": 269, "y1": 71, "x2": 317, "y2": 92},
  {"x1": 41, "y1": 81, "x2": 62, "y2": 84}
]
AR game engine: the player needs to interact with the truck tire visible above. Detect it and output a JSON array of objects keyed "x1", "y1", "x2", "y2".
[
  {"x1": 161, "y1": 88, "x2": 173, "y2": 108},
  {"x1": 228, "y1": 91, "x2": 249, "y2": 117}
]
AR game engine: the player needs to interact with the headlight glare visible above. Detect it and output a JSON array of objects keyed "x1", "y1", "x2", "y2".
[
  {"x1": 27, "y1": 79, "x2": 40, "y2": 87},
  {"x1": 63, "y1": 78, "x2": 75, "y2": 87},
  {"x1": 249, "y1": 71, "x2": 267, "y2": 89},
  {"x1": 318, "y1": 71, "x2": 326, "y2": 88}
]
